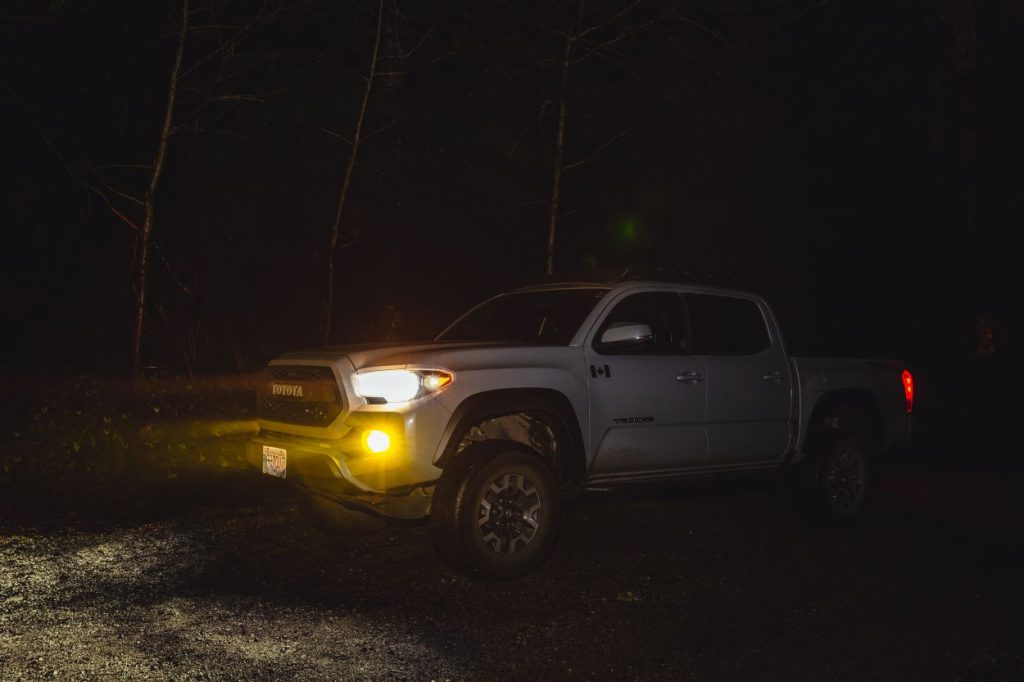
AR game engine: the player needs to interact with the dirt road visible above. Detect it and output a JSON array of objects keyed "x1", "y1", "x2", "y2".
[{"x1": 2, "y1": 463, "x2": 1022, "y2": 680}]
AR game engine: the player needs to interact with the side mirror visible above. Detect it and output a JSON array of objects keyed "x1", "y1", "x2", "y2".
[{"x1": 598, "y1": 323, "x2": 654, "y2": 352}]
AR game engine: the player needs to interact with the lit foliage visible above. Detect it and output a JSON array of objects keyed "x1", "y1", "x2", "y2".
[{"x1": 0, "y1": 375, "x2": 257, "y2": 501}]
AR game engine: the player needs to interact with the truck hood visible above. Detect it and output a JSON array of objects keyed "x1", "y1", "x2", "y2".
[{"x1": 276, "y1": 341, "x2": 525, "y2": 371}]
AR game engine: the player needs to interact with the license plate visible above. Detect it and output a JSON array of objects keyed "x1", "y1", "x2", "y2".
[{"x1": 262, "y1": 445, "x2": 287, "y2": 478}]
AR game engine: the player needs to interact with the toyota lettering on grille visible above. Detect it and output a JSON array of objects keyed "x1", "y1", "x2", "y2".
[{"x1": 271, "y1": 383, "x2": 304, "y2": 398}]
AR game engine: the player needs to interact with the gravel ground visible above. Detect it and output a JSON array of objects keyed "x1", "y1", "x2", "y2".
[{"x1": 2, "y1": 462, "x2": 1023, "y2": 681}]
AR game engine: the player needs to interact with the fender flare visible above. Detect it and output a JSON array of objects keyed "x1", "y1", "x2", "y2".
[
  {"x1": 433, "y1": 388, "x2": 587, "y2": 487},
  {"x1": 800, "y1": 388, "x2": 884, "y2": 457}
]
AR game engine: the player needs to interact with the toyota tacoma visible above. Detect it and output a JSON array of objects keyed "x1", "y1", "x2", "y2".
[{"x1": 248, "y1": 274, "x2": 913, "y2": 578}]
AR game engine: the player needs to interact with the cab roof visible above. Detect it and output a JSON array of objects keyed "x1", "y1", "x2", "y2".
[{"x1": 510, "y1": 266, "x2": 751, "y2": 297}]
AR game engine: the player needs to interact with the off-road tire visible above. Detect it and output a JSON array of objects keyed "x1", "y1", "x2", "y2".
[
  {"x1": 430, "y1": 441, "x2": 560, "y2": 579},
  {"x1": 790, "y1": 435, "x2": 870, "y2": 525}
]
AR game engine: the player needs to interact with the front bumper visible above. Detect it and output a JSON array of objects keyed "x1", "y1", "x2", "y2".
[{"x1": 247, "y1": 430, "x2": 435, "y2": 521}]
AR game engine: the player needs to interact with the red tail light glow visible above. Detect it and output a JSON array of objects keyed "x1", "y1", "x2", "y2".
[{"x1": 901, "y1": 369, "x2": 914, "y2": 414}]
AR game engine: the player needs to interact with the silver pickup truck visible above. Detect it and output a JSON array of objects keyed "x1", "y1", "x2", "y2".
[{"x1": 249, "y1": 276, "x2": 913, "y2": 578}]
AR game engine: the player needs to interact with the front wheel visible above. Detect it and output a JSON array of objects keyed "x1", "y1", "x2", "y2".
[{"x1": 430, "y1": 443, "x2": 560, "y2": 579}]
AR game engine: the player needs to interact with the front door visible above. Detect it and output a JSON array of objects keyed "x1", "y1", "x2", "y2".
[{"x1": 584, "y1": 290, "x2": 708, "y2": 480}]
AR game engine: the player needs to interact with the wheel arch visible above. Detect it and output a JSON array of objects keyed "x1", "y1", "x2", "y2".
[
  {"x1": 801, "y1": 388, "x2": 884, "y2": 457},
  {"x1": 433, "y1": 388, "x2": 586, "y2": 490}
]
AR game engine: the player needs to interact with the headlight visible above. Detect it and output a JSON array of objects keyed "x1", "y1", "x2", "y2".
[{"x1": 352, "y1": 369, "x2": 454, "y2": 404}]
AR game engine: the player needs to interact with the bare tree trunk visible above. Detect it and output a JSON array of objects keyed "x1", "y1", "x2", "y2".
[
  {"x1": 949, "y1": 0, "x2": 977, "y2": 235},
  {"x1": 132, "y1": 0, "x2": 189, "y2": 397},
  {"x1": 323, "y1": 0, "x2": 385, "y2": 344},
  {"x1": 545, "y1": 0, "x2": 586, "y2": 276}
]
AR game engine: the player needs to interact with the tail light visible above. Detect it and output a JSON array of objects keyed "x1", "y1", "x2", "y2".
[{"x1": 901, "y1": 369, "x2": 914, "y2": 414}]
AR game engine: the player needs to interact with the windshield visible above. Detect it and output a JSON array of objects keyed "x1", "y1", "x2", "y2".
[{"x1": 438, "y1": 288, "x2": 608, "y2": 345}]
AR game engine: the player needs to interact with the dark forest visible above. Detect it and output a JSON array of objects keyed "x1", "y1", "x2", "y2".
[
  {"x1": 1, "y1": 2, "x2": 1022, "y2": 679},
  {"x1": 3, "y1": 1, "x2": 1018, "y2": 378}
]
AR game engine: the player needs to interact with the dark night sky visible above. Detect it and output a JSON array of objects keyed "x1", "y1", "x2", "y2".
[{"x1": 1, "y1": 0, "x2": 1020, "y2": 391}]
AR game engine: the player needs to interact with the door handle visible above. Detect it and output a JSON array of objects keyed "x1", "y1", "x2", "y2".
[
  {"x1": 761, "y1": 371, "x2": 783, "y2": 383},
  {"x1": 676, "y1": 371, "x2": 704, "y2": 384}
]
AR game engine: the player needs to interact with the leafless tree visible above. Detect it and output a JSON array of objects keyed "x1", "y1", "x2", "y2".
[
  {"x1": 323, "y1": 0, "x2": 385, "y2": 345},
  {"x1": 545, "y1": 2, "x2": 586, "y2": 276},
  {"x1": 541, "y1": 0, "x2": 664, "y2": 274},
  {"x1": 319, "y1": 1, "x2": 452, "y2": 344},
  {"x1": 46, "y1": 0, "x2": 304, "y2": 395},
  {"x1": 131, "y1": 0, "x2": 191, "y2": 395},
  {"x1": 523, "y1": 0, "x2": 763, "y2": 274},
  {"x1": 945, "y1": 0, "x2": 978, "y2": 236}
]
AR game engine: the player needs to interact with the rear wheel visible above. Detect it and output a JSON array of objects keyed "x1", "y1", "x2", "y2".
[
  {"x1": 791, "y1": 436, "x2": 870, "y2": 524},
  {"x1": 819, "y1": 437, "x2": 869, "y2": 520},
  {"x1": 431, "y1": 442, "x2": 560, "y2": 579}
]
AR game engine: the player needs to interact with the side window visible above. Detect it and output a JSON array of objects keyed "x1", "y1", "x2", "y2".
[
  {"x1": 688, "y1": 294, "x2": 770, "y2": 355},
  {"x1": 595, "y1": 292, "x2": 690, "y2": 354}
]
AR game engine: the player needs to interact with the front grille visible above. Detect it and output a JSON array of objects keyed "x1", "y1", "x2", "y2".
[
  {"x1": 255, "y1": 397, "x2": 340, "y2": 426},
  {"x1": 255, "y1": 365, "x2": 343, "y2": 427},
  {"x1": 265, "y1": 365, "x2": 338, "y2": 383}
]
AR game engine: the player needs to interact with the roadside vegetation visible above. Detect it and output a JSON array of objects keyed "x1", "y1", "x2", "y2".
[{"x1": 0, "y1": 374, "x2": 262, "y2": 514}]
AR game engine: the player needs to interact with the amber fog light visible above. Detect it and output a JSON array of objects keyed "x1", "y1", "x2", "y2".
[{"x1": 362, "y1": 429, "x2": 392, "y2": 454}]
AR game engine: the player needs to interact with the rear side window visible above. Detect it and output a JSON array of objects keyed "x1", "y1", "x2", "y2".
[{"x1": 688, "y1": 294, "x2": 770, "y2": 355}]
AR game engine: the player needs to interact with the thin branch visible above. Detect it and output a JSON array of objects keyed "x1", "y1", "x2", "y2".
[
  {"x1": 174, "y1": 84, "x2": 287, "y2": 134},
  {"x1": 561, "y1": 193, "x2": 610, "y2": 218},
  {"x1": 587, "y1": 45, "x2": 648, "y2": 84},
  {"x1": 575, "y1": 16, "x2": 663, "y2": 60},
  {"x1": 668, "y1": 13, "x2": 740, "y2": 51},
  {"x1": 576, "y1": 0, "x2": 644, "y2": 41},
  {"x1": 760, "y1": 0, "x2": 831, "y2": 33},
  {"x1": 106, "y1": 203, "x2": 141, "y2": 232},
  {"x1": 79, "y1": 152, "x2": 145, "y2": 206},
  {"x1": 487, "y1": 200, "x2": 551, "y2": 230},
  {"x1": 313, "y1": 124, "x2": 353, "y2": 145},
  {"x1": 179, "y1": 15, "x2": 256, "y2": 79},
  {"x1": 189, "y1": 23, "x2": 247, "y2": 31},
  {"x1": 176, "y1": 125, "x2": 259, "y2": 144},
  {"x1": 362, "y1": 118, "x2": 398, "y2": 141},
  {"x1": 155, "y1": 244, "x2": 196, "y2": 298},
  {"x1": 383, "y1": 23, "x2": 436, "y2": 60},
  {"x1": 2, "y1": 85, "x2": 145, "y2": 230},
  {"x1": 666, "y1": 12, "x2": 783, "y2": 93},
  {"x1": 514, "y1": 57, "x2": 561, "y2": 75},
  {"x1": 313, "y1": 118, "x2": 396, "y2": 147},
  {"x1": 95, "y1": 163, "x2": 152, "y2": 170},
  {"x1": 562, "y1": 127, "x2": 630, "y2": 172},
  {"x1": 203, "y1": 92, "x2": 277, "y2": 103},
  {"x1": 96, "y1": 175, "x2": 145, "y2": 207},
  {"x1": 510, "y1": 99, "x2": 551, "y2": 160},
  {"x1": 376, "y1": 44, "x2": 462, "y2": 77}
]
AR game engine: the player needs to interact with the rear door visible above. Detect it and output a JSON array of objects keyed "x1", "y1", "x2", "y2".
[
  {"x1": 584, "y1": 290, "x2": 708, "y2": 479},
  {"x1": 687, "y1": 293, "x2": 793, "y2": 467}
]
